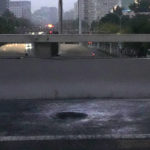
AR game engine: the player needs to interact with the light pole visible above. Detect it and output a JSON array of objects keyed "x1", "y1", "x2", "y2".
[
  {"x1": 58, "y1": 0, "x2": 63, "y2": 34},
  {"x1": 119, "y1": 15, "x2": 123, "y2": 33},
  {"x1": 78, "y1": 0, "x2": 82, "y2": 34},
  {"x1": 114, "y1": 13, "x2": 123, "y2": 33}
]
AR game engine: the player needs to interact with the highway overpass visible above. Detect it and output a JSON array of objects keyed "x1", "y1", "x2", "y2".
[{"x1": 0, "y1": 34, "x2": 150, "y2": 150}]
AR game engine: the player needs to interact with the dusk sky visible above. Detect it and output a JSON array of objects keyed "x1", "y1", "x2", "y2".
[{"x1": 31, "y1": 0, "x2": 77, "y2": 12}]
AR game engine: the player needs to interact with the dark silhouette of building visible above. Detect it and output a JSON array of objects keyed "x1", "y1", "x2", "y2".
[
  {"x1": 32, "y1": 7, "x2": 57, "y2": 26},
  {"x1": 9, "y1": 1, "x2": 31, "y2": 20},
  {"x1": 0, "y1": 0, "x2": 9, "y2": 15}
]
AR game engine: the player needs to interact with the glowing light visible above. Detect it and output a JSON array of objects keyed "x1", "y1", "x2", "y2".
[
  {"x1": 38, "y1": 32, "x2": 44, "y2": 35},
  {"x1": 88, "y1": 42, "x2": 92, "y2": 45},
  {"x1": 92, "y1": 52, "x2": 95, "y2": 56},
  {"x1": 49, "y1": 31, "x2": 53, "y2": 34},
  {"x1": 47, "y1": 24, "x2": 55, "y2": 28}
]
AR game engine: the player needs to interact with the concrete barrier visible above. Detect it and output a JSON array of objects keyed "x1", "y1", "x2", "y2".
[
  {"x1": 1, "y1": 34, "x2": 150, "y2": 42},
  {"x1": 0, "y1": 58, "x2": 150, "y2": 100}
]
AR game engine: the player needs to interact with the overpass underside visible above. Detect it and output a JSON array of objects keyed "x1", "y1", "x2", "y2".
[{"x1": 0, "y1": 43, "x2": 6, "y2": 47}]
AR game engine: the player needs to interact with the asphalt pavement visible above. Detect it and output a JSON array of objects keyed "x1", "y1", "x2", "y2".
[
  {"x1": 0, "y1": 99, "x2": 150, "y2": 137},
  {"x1": 0, "y1": 99, "x2": 150, "y2": 150}
]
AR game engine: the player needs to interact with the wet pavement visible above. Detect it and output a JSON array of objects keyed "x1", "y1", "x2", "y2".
[
  {"x1": 0, "y1": 99, "x2": 150, "y2": 137},
  {"x1": 1, "y1": 99, "x2": 150, "y2": 150}
]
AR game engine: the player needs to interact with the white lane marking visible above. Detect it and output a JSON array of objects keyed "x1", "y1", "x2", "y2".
[{"x1": 0, "y1": 134, "x2": 150, "y2": 142}]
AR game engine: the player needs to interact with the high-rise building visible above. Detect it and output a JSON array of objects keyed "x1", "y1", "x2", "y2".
[
  {"x1": 74, "y1": 0, "x2": 89, "y2": 21},
  {"x1": 95, "y1": 0, "x2": 120, "y2": 20},
  {"x1": 9, "y1": 1, "x2": 31, "y2": 20},
  {"x1": 74, "y1": 0, "x2": 94, "y2": 25},
  {"x1": 32, "y1": 7, "x2": 58, "y2": 26},
  {"x1": 78, "y1": 0, "x2": 87, "y2": 21},
  {"x1": 64, "y1": 9, "x2": 74, "y2": 20},
  {"x1": 74, "y1": 2, "x2": 78, "y2": 20},
  {"x1": 88, "y1": 0, "x2": 97, "y2": 25},
  {"x1": 74, "y1": 0, "x2": 120, "y2": 26},
  {"x1": 0, "y1": 0, "x2": 9, "y2": 15}
]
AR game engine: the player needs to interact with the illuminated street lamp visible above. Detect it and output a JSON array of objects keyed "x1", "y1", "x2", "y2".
[{"x1": 47, "y1": 24, "x2": 55, "y2": 28}]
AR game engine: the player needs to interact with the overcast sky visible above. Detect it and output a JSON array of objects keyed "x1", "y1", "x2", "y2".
[{"x1": 31, "y1": 0, "x2": 77, "y2": 12}]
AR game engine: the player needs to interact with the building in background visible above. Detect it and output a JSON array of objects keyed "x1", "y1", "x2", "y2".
[
  {"x1": 9, "y1": 1, "x2": 31, "y2": 20},
  {"x1": 74, "y1": 0, "x2": 93, "y2": 25},
  {"x1": 0, "y1": 0, "x2": 9, "y2": 16},
  {"x1": 74, "y1": 2, "x2": 78, "y2": 20},
  {"x1": 74, "y1": 0, "x2": 120, "y2": 26},
  {"x1": 95, "y1": 0, "x2": 120, "y2": 20},
  {"x1": 74, "y1": 0, "x2": 88, "y2": 21},
  {"x1": 88, "y1": 0, "x2": 96, "y2": 25},
  {"x1": 64, "y1": 9, "x2": 74, "y2": 20},
  {"x1": 32, "y1": 7, "x2": 57, "y2": 26}
]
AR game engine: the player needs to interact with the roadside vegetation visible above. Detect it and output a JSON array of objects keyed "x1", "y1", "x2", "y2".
[
  {"x1": 91, "y1": 0, "x2": 150, "y2": 57},
  {"x1": 0, "y1": 10, "x2": 32, "y2": 34}
]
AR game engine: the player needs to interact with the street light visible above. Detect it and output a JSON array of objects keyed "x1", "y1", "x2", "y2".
[
  {"x1": 119, "y1": 15, "x2": 123, "y2": 33},
  {"x1": 58, "y1": 0, "x2": 82, "y2": 34},
  {"x1": 78, "y1": 0, "x2": 82, "y2": 34},
  {"x1": 114, "y1": 13, "x2": 123, "y2": 34},
  {"x1": 58, "y1": 0, "x2": 63, "y2": 34}
]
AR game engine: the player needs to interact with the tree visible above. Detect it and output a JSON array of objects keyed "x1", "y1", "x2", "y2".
[
  {"x1": 123, "y1": 14, "x2": 150, "y2": 57},
  {"x1": 98, "y1": 23, "x2": 120, "y2": 33},
  {"x1": 100, "y1": 13, "x2": 120, "y2": 24},
  {"x1": 0, "y1": 10, "x2": 32, "y2": 34},
  {"x1": 96, "y1": 9, "x2": 130, "y2": 34},
  {"x1": 90, "y1": 1, "x2": 150, "y2": 57},
  {"x1": 129, "y1": 0, "x2": 150, "y2": 12},
  {"x1": 113, "y1": 6, "x2": 123, "y2": 16},
  {"x1": 126, "y1": 15, "x2": 150, "y2": 33}
]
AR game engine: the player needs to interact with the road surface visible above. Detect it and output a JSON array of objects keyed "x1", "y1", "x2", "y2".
[{"x1": 0, "y1": 99, "x2": 150, "y2": 150}]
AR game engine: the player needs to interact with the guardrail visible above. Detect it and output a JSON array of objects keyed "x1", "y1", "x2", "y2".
[{"x1": 0, "y1": 34, "x2": 150, "y2": 43}]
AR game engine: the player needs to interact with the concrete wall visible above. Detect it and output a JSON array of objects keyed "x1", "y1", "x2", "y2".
[
  {"x1": 34, "y1": 43, "x2": 59, "y2": 58},
  {"x1": 0, "y1": 58, "x2": 150, "y2": 100}
]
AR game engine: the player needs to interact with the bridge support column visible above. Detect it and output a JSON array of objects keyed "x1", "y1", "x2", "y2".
[{"x1": 34, "y1": 43, "x2": 59, "y2": 58}]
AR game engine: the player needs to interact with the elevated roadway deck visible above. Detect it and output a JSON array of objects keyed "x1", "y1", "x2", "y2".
[{"x1": 1, "y1": 34, "x2": 150, "y2": 43}]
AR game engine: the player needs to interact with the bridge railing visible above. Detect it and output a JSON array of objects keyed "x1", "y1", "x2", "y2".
[{"x1": 0, "y1": 34, "x2": 150, "y2": 43}]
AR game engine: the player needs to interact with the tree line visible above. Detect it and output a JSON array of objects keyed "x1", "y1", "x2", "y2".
[
  {"x1": 0, "y1": 10, "x2": 32, "y2": 34},
  {"x1": 91, "y1": 0, "x2": 150, "y2": 57}
]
